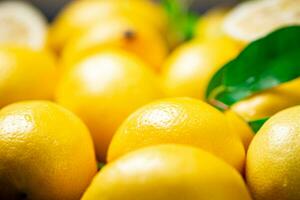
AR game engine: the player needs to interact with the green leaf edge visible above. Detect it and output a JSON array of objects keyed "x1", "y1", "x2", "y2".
[
  {"x1": 97, "y1": 162, "x2": 105, "y2": 170},
  {"x1": 161, "y1": 0, "x2": 198, "y2": 41},
  {"x1": 248, "y1": 117, "x2": 269, "y2": 133},
  {"x1": 206, "y1": 26, "x2": 300, "y2": 107}
]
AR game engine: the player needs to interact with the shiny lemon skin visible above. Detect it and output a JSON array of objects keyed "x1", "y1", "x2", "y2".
[
  {"x1": 225, "y1": 110, "x2": 254, "y2": 150},
  {"x1": 247, "y1": 105, "x2": 300, "y2": 200},
  {"x1": 161, "y1": 37, "x2": 241, "y2": 99},
  {"x1": 55, "y1": 49, "x2": 163, "y2": 161},
  {"x1": 108, "y1": 97, "x2": 245, "y2": 172},
  {"x1": 83, "y1": 144, "x2": 252, "y2": 200},
  {"x1": 232, "y1": 78, "x2": 300, "y2": 121},
  {"x1": 0, "y1": 46, "x2": 57, "y2": 108},
  {"x1": 0, "y1": 101, "x2": 97, "y2": 200}
]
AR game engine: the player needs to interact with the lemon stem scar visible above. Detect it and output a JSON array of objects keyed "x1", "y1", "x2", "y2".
[{"x1": 124, "y1": 30, "x2": 136, "y2": 41}]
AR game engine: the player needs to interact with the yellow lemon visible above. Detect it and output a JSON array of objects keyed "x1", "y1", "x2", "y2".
[
  {"x1": 161, "y1": 37, "x2": 241, "y2": 99},
  {"x1": 195, "y1": 7, "x2": 229, "y2": 41},
  {"x1": 61, "y1": 16, "x2": 168, "y2": 71},
  {"x1": 225, "y1": 110, "x2": 254, "y2": 150},
  {"x1": 49, "y1": 0, "x2": 167, "y2": 52},
  {"x1": 224, "y1": 0, "x2": 300, "y2": 43},
  {"x1": 0, "y1": 101, "x2": 97, "y2": 200},
  {"x1": 108, "y1": 97, "x2": 245, "y2": 172},
  {"x1": 0, "y1": 1, "x2": 48, "y2": 50},
  {"x1": 247, "y1": 105, "x2": 300, "y2": 200},
  {"x1": 55, "y1": 49, "x2": 163, "y2": 161},
  {"x1": 231, "y1": 78, "x2": 300, "y2": 121},
  {"x1": 83, "y1": 144, "x2": 252, "y2": 200},
  {"x1": 0, "y1": 46, "x2": 57, "y2": 108}
]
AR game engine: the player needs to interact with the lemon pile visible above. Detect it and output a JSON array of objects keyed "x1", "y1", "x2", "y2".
[{"x1": 0, "y1": 0, "x2": 300, "y2": 199}]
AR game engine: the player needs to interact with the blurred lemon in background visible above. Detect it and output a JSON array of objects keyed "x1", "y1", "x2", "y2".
[
  {"x1": 223, "y1": 0, "x2": 300, "y2": 43},
  {"x1": 108, "y1": 97, "x2": 245, "y2": 172},
  {"x1": 0, "y1": 46, "x2": 57, "y2": 108},
  {"x1": 49, "y1": 0, "x2": 168, "y2": 53},
  {"x1": 56, "y1": 49, "x2": 163, "y2": 161},
  {"x1": 62, "y1": 16, "x2": 168, "y2": 71},
  {"x1": 0, "y1": 1, "x2": 48, "y2": 50},
  {"x1": 247, "y1": 105, "x2": 300, "y2": 200},
  {"x1": 0, "y1": 101, "x2": 97, "y2": 199},
  {"x1": 231, "y1": 78, "x2": 300, "y2": 121},
  {"x1": 161, "y1": 37, "x2": 241, "y2": 100},
  {"x1": 195, "y1": 7, "x2": 229, "y2": 41},
  {"x1": 83, "y1": 145, "x2": 252, "y2": 200}
]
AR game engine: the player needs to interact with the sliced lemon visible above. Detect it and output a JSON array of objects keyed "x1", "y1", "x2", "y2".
[
  {"x1": 0, "y1": 1, "x2": 47, "y2": 49},
  {"x1": 223, "y1": 0, "x2": 300, "y2": 42}
]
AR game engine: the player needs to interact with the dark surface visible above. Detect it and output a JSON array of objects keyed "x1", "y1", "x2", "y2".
[
  {"x1": 25, "y1": 0, "x2": 70, "y2": 20},
  {"x1": 17, "y1": 0, "x2": 239, "y2": 20}
]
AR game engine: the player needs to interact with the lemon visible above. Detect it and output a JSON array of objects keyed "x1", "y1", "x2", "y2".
[
  {"x1": 223, "y1": 0, "x2": 300, "y2": 43},
  {"x1": 225, "y1": 110, "x2": 254, "y2": 150},
  {"x1": 108, "y1": 97, "x2": 245, "y2": 172},
  {"x1": 61, "y1": 16, "x2": 168, "y2": 71},
  {"x1": 161, "y1": 37, "x2": 241, "y2": 100},
  {"x1": 195, "y1": 7, "x2": 229, "y2": 41},
  {"x1": 247, "y1": 105, "x2": 300, "y2": 200},
  {"x1": 55, "y1": 49, "x2": 163, "y2": 161},
  {"x1": 0, "y1": 46, "x2": 57, "y2": 108},
  {"x1": 49, "y1": 0, "x2": 167, "y2": 52},
  {"x1": 83, "y1": 144, "x2": 252, "y2": 200},
  {"x1": 0, "y1": 1, "x2": 47, "y2": 50},
  {"x1": 231, "y1": 78, "x2": 300, "y2": 121},
  {"x1": 0, "y1": 101, "x2": 97, "y2": 200}
]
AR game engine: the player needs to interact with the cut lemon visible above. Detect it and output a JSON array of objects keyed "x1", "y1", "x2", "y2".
[
  {"x1": 0, "y1": 1, "x2": 47, "y2": 49},
  {"x1": 223, "y1": 0, "x2": 300, "y2": 42}
]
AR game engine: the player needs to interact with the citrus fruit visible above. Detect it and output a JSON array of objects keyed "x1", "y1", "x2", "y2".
[
  {"x1": 223, "y1": 0, "x2": 300, "y2": 43},
  {"x1": 195, "y1": 7, "x2": 229, "y2": 41},
  {"x1": 225, "y1": 110, "x2": 254, "y2": 150},
  {"x1": 49, "y1": 0, "x2": 167, "y2": 52},
  {"x1": 247, "y1": 105, "x2": 300, "y2": 200},
  {"x1": 161, "y1": 37, "x2": 241, "y2": 99},
  {"x1": 0, "y1": 101, "x2": 97, "y2": 200},
  {"x1": 231, "y1": 78, "x2": 300, "y2": 121},
  {"x1": 83, "y1": 144, "x2": 252, "y2": 200},
  {"x1": 0, "y1": 1, "x2": 47, "y2": 49},
  {"x1": 55, "y1": 49, "x2": 163, "y2": 161},
  {"x1": 108, "y1": 97, "x2": 245, "y2": 172},
  {"x1": 0, "y1": 46, "x2": 57, "y2": 108},
  {"x1": 61, "y1": 16, "x2": 168, "y2": 71}
]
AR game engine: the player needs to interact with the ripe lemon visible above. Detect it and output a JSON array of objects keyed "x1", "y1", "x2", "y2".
[
  {"x1": 231, "y1": 78, "x2": 300, "y2": 121},
  {"x1": 49, "y1": 0, "x2": 167, "y2": 52},
  {"x1": 83, "y1": 144, "x2": 252, "y2": 200},
  {"x1": 0, "y1": 46, "x2": 57, "y2": 108},
  {"x1": 195, "y1": 7, "x2": 229, "y2": 41},
  {"x1": 225, "y1": 110, "x2": 254, "y2": 150},
  {"x1": 55, "y1": 49, "x2": 163, "y2": 161},
  {"x1": 224, "y1": 0, "x2": 300, "y2": 43},
  {"x1": 247, "y1": 105, "x2": 300, "y2": 200},
  {"x1": 108, "y1": 97, "x2": 245, "y2": 172},
  {"x1": 0, "y1": 1, "x2": 48, "y2": 50},
  {"x1": 0, "y1": 101, "x2": 97, "y2": 200},
  {"x1": 161, "y1": 37, "x2": 241, "y2": 99},
  {"x1": 61, "y1": 16, "x2": 168, "y2": 71}
]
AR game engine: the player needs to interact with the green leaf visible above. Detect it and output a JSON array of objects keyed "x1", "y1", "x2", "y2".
[
  {"x1": 97, "y1": 162, "x2": 105, "y2": 170},
  {"x1": 161, "y1": 0, "x2": 198, "y2": 42},
  {"x1": 206, "y1": 26, "x2": 300, "y2": 107},
  {"x1": 249, "y1": 117, "x2": 269, "y2": 133}
]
